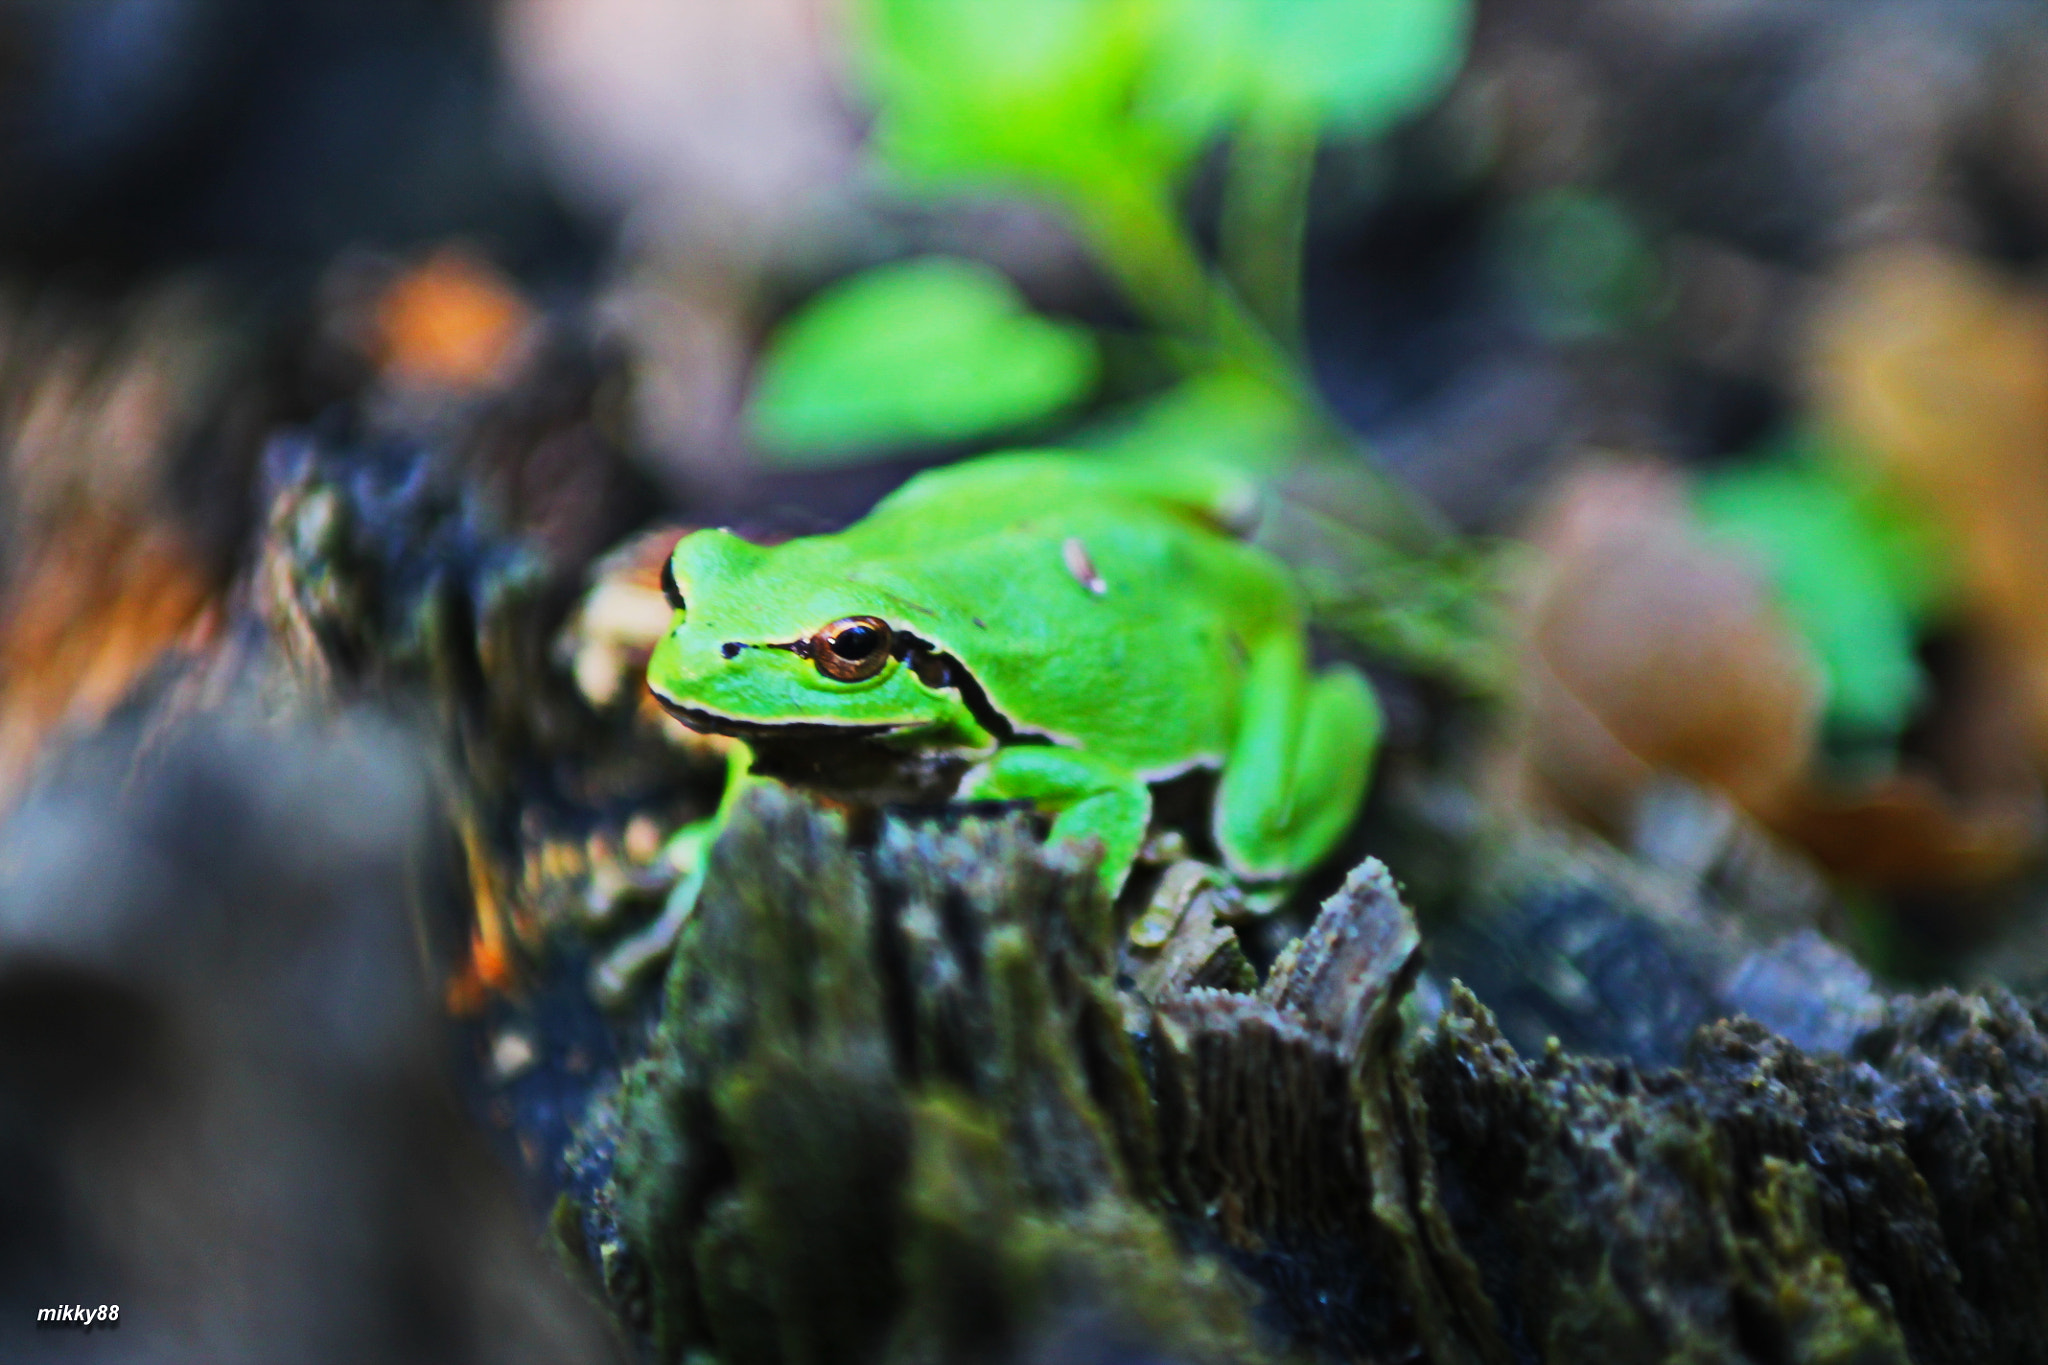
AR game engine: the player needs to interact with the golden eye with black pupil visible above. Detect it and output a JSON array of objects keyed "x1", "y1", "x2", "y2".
[
  {"x1": 810, "y1": 616, "x2": 891, "y2": 682},
  {"x1": 660, "y1": 555, "x2": 685, "y2": 612}
]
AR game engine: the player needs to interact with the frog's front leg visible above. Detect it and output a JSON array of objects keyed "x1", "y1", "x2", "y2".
[
  {"x1": 590, "y1": 744, "x2": 753, "y2": 1004},
  {"x1": 961, "y1": 746, "x2": 1152, "y2": 901},
  {"x1": 1215, "y1": 632, "x2": 1381, "y2": 882}
]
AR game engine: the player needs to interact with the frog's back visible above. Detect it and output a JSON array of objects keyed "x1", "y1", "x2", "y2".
[
  {"x1": 832, "y1": 453, "x2": 1300, "y2": 776},
  {"x1": 854, "y1": 449, "x2": 1258, "y2": 546}
]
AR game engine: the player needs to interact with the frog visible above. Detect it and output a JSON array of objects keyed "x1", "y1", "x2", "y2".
[{"x1": 594, "y1": 449, "x2": 1380, "y2": 1000}]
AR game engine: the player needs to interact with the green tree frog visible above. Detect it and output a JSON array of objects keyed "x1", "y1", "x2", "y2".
[{"x1": 599, "y1": 450, "x2": 1380, "y2": 998}]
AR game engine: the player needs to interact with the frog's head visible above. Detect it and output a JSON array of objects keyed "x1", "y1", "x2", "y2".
[{"x1": 646, "y1": 529, "x2": 988, "y2": 745}]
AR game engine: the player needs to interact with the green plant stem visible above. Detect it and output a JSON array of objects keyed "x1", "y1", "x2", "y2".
[
  {"x1": 1069, "y1": 170, "x2": 1259, "y2": 363},
  {"x1": 1068, "y1": 169, "x2": 1450, "y2": 555},
  {"x1": 1069, "y1": 170, "x2": 1312, "y2": 414},
  {"x1": 1219, "y1": 107, "x2": 1317, "y2": 353}
]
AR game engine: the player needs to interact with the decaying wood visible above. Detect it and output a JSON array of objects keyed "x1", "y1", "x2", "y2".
[{"x1": 551, "y1": 784, "x2": 2048, "y2": 1365}]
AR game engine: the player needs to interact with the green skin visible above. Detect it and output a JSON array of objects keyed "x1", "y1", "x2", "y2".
[{"x1": 646, "y1": 450, "x2": 1381, "y2": 902}]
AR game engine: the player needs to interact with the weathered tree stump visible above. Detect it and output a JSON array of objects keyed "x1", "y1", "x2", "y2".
[{"x1": 560, "y1": 784, "x2": 2048, "y2": 1365}]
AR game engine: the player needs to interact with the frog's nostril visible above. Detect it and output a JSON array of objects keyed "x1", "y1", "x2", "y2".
[{"x1": 720, "y1": 642, "x2": 745, "y2": 660}]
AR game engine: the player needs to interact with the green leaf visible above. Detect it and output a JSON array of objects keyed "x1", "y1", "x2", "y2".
[
  {"x1": 854, "y1": 0, "x2": 1473, "y2": 195},
  {"x1": 1261, "y1": 0, "x2": 1471, "y2": 132},
  {"x1": 1090, "y1": 371, "x2": 1305, "y2": 475},
  {"x1": 1695, "y1": 452, "x2": 1954, "y2": 749},
  {"x1": 1151, "y1": 0, "x2": 1472, "y2": 136},
  {"x1": 856, "y1": 0, "x2": 1168, "y2": 191},
  {"x1": 748, "y1": 257, "x2": 1100, "y2": 464}
]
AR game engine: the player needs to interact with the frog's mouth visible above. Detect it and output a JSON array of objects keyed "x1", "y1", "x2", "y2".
[{"x1": 649, "y1": 691, "x2": 912, "y2": 741}]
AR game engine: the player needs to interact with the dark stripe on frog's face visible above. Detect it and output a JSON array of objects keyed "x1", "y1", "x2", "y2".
[{"x1": 892, "y1": 631, "x2": 1026, "y2": 745}]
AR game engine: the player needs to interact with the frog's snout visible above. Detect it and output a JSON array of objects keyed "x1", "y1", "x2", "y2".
[{"x1": 647, "y1": 627, "x2": 768, "y2": 706}]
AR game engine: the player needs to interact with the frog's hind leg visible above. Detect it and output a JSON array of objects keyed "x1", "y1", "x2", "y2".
[
  {"x1": 1214, "y1": 633, "x2": 1382, "y2": 882},
  {"x1": 961, "y1": 746, "x2": 1152, "y2": 901}
]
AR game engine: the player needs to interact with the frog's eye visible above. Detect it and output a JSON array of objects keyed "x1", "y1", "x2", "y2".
[
  {"x1": 660, "y1": 555, "x2": 685, "y2": 613},
  {"x1": 810, "y1": 616, "x2": 892, "y2": 682}
]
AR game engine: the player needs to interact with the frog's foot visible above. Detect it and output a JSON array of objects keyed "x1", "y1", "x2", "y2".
[
  {"x1": 588, "y1": 817, "x2": 717, "y2": 1006},
  {"x1": 961, "y1": 746, "x2": 1151, "y2": 902},
  {"x1": 1215, "y1": 638, "x2": 1382, "y2": 881}
]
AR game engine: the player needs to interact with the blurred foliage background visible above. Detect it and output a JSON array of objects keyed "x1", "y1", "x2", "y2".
[{"x1": 12, "y1": 0, "x2": 2048, "y2": 1357}]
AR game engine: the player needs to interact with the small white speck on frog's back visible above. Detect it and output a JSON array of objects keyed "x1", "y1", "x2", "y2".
[{"x1": 1062, "y1": 536, "x2": 1106, "y2": 595}]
